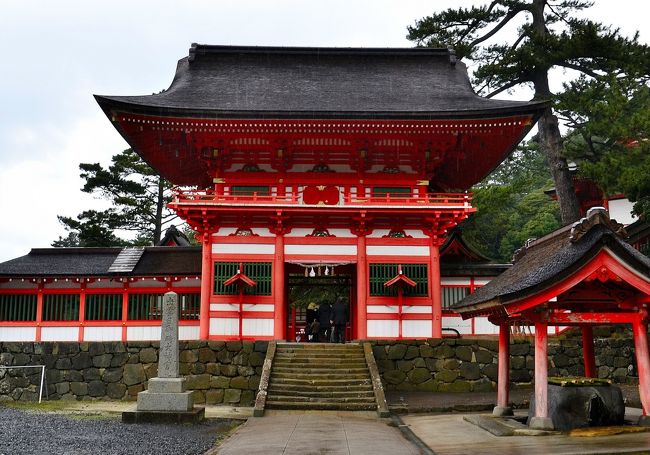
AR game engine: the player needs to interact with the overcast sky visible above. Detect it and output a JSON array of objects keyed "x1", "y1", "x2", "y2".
[{"x1": 0, "y1": 0, "x2": 648, "y2": 262}]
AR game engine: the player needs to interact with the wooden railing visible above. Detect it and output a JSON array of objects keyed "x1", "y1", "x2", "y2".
[{"x1": 172, "y1": 188, "x2": 472, "y2": 208}]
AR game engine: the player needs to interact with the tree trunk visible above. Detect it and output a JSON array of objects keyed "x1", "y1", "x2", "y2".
[
  {"x1": 153, "y1": 177, "x2": 164, "y2": 244},
  {"x1": 532, "y1": 0, "x2": 581, "y2": 225},
  {"x1": 537, "y1": 109, "x2": 582, "y2": 224}
]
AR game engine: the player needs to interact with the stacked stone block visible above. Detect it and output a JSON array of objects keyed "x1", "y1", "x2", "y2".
[{"x1": 0, "y1": 341, "x2": 267, "y2": 405}]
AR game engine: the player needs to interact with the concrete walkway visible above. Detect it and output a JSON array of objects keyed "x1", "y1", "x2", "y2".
[
  {"x1": 403, "y1": 411, "x2": 650, "y2": 455},
  {"x1": 213, "y1": 410, "x2": 420, "y2": 455}
]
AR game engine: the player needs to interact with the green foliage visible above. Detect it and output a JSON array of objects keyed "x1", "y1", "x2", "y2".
[
  {"x1": 462, "y1": 141, "x2": 561, "y2": 261},
  {"x1": 53, "y1": 149, "x2": 185, "y2": 247},
  {"x1": 288, "y1": 276, "x2": 350, "y2": 309},
  {"x1": 559, "y1": 76, "x2": 650, "y2": 218},
  {"x1": 408, "y1": 0, "x2": 650, "y2": 224}
]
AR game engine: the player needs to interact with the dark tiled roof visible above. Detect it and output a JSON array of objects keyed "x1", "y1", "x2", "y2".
[
  {"x1": 95, "y1": 44, "x2": 547, "y2": 118},
  {"x1": 0, "y1": 247, "x2": 201, "y2": 277},
  {"x1": 453, "y1": 210, "x2": 650, "y2": 315}
]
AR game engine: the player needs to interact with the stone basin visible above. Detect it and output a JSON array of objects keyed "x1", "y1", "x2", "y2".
[{"x1": 528, "y1": 378, "x2": 624, "y2": 431}]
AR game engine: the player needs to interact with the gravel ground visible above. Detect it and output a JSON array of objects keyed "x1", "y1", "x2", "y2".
[{"x1": 0, "y1": 406, "x2": 237, "y2": 455}]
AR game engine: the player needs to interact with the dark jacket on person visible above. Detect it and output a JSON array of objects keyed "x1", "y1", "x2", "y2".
[
  {"x1": 318, "y1": 303, "x2": 332, "y2": 328},
  {"x1": 331, "y1": 300, "x2": 348, "y2": 325}
]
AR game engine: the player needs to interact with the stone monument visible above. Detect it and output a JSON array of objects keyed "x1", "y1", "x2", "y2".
[{"x1": 122, "y1": 291, "x2": 205, "y2": 423}]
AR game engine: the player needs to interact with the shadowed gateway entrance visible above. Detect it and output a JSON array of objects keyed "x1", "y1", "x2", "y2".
[{"x1": 286, "y1": 263, "x2": 354, "y2": 342}]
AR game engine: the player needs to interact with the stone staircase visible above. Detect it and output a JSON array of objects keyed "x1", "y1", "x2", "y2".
[{"x1": 265, "y1": 343, "x2": 378, "y2": 412}]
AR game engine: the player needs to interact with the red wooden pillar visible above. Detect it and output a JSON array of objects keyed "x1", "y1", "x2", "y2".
[
  {"x1": 121, "y1": 281, "x2": 129, "y2": 342},
  {"x1": 356, "y1": 234, "x2": 367, "y2": 340},
  {"x1": 429, "y1": 240, "x2": 442, "y2": 338},
  {"x1": 493, "y1": 323, "x2": 513, "y2": 416},
  {"x1": 199, "y1": 231, "x2": 213, "y2": 340},
  {"x1": 530, "y1": 322, "x2": 554, "y2": 430},
  {"x1": 35, "y1": 283, "x2": 43, "y2": 342},
  {"x1": 632, "y1": 317, "x2": 650, "y2": 424},
  {"x1": 78, "y1": 283, "x2": 86, "y2": 342},
  {"x1": 273, "y1": 233, "x2": 286, "y2": 340},
  {"x1": 581, "y1": 325, "x2": 596, "y2": 378}
]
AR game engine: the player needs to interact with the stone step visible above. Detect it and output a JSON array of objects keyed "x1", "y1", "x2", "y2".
[
  {"x1": 271, "y1": 366, "x2": 369, "y2": 375},
  {"x1": 266, "y1": 387, "x2": 375, "y2": 399},
  {"x1": 268, "y1": 382, "x2": 373, "y2": 393},
  {"x1": 269, "y1": 377, "x2": 372, "y2": 387},
  {"x1": 270, "y1": 371, "x2": 370, "y2": 380},
  {"x1": 274, "y1": 352, "x2": 365, "y2": 359},
  {"x1": 266, "y1": 394, "x2": 376, "y2": 404},
  {"x1": 272, "y1": 357, "x2": 367, "y2": 366},
  {"x1": 277, "y1": 342, "x2": 361, "y2": 349},
  {"x1": 266, "y1": 400, "x2": 376, "y2": 411}
]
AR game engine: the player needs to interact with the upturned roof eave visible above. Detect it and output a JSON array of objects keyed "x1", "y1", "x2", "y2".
[{"x1": 94, "y1": 95, "x2": 550, "y2": 121}]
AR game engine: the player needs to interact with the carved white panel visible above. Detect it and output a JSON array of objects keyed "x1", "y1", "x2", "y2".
[
  {"x1": 84, "y1": 326, "x2": 121, "y2": 341},
  {"x1": 41, "y1": 326, "x2": 79, "y2": 342},
  {"x1": 0, "y1": 326, "x2": 36, "y2": 341}
]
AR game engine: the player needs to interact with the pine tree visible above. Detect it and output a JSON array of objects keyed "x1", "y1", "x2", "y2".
[
  {"x1": 53, "y1": 149, "x2": 180, "y2": 247},
  {"x1": 408, "y1": 0, "x2": 650, "y2": 224}
]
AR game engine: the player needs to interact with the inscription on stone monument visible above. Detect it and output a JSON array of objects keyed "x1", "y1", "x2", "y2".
[{"x1": 158, "y1": 292, "x2": 179, "y2": 378}]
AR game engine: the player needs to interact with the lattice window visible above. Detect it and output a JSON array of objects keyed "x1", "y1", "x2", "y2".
[
  {"x1": 85, "y1": 294, "x2": 122, "y2": 321},
  {"x1": 369, "y1": 264, "x2": 428, "y2": 297},
  {"x1": 372, "y1": 187, "x2": 411, "y2": 198},
  {"x1": 0, "y1": 294, "x2": 37, "y2": 321},
  {"x1": 213, "y1": 262, "x2": 272, "y2": 295},
  {"x1": 128, "y1": 294, "x2": 163, "y2": 320},
  {"x1": 231, "y1": 186, "x2": 270, "y2": 196},
  {"x1": 127, "y1": 293, "x2": 200, "y2": 321},
  {"x1": 442, "y1": 287, "x2": 470, "y2": 310},
  {"x1": 43, "y1": 294, "x2": 80, "y2": 321},
  {"x1": 178, "y1": 293, "x2": 200, "y2": 320}
]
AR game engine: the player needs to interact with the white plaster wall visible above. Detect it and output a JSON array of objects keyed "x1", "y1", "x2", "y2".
[
  {"x1": 367, "y1": 320, "x2": 398, "y2": 338},
  {"x1": 84, "y1": 326, "x2": 122, "y2": 341},
  {"x1": 126, "y1": 326, "x2": 161, "y2": 341},
  {"x1": 284, "y1": 244, "x2": 356, "y2": 256},
  {"x1": 402, "y1": 320, "x2": 431, "y2": 338},
  {"x1": 212, "y1": 244, "x2": 275, "y2": 255},
  {"x1": 0, "y1": 326, "x2": 37, "y2": 341},
  {"x1": 366, "y1": 305, "x2": 398, "y2": 314},
  {"x1": 441, "y1": 278, "x2": 471, "y2": 286},
  {"x1": 179, "y1": 326, "x2": 200, "y2": 340},
  {"x1": 403, "y1": 306, "x2": 432, "y2": 314},
  {"x1": 41, "y1": 327, "x2": 79, "y2": 342},
  {"x1": 242, "y1": 318, "x2": 274, "y2": 336},
  {"x1": 442, "y1": 316, "x2": 473, "y2": 335},
  {"x1": 366, "y1": 246, "x2": 429, "y2": 256},
  {"x1": 210, "y1": 318, "x2": 239, "y2": 336}
]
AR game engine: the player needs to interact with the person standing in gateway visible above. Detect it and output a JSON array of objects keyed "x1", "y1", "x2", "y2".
[{"x1": 331, "y1": 296, "x2": 348, "y2": 344}]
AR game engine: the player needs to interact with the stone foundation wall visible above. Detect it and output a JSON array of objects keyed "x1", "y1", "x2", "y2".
[
  {"x1": 371, "y1": 337, "x2": 638, "y2": 392},
  {"x1": 0, "y1": 341, "x2": 268, "y2": 405}
]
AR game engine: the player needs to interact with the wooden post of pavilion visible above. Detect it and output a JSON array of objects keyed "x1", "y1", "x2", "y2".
[
  {"x1": 529, "y1": 321, "x2": 554, "y2": 430},
  {"x1": 632, "y1": 316, "x2": 650, "y2": 425},
  {"x1": 581, "y1": 326, "x2": 597, "y2": 378},
  {"x1": 493, "y1": 322, "x2": 513, "y2": 416}
]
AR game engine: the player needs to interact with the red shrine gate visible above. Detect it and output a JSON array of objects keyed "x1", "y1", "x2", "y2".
[{"x1": 93, "y1": 45, "x2": 546, "y2": 341}]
